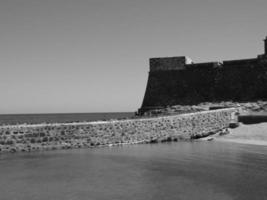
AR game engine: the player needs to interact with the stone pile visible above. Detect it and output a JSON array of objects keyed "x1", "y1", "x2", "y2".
[{"x1": 142, "y1": 101, "x2": 267, "y2": 116}]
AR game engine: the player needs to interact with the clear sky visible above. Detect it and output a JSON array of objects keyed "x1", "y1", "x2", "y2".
[{"x1": 0, "y1": 0, "x2": 267, "y2": 114}]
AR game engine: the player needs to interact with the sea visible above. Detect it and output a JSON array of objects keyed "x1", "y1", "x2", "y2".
[
  {"x1": 0, "y1": 112, "x2": 134, "y2": 125},
  {"x1": 0, "y1": 142, "x2": 266, "y2": 200}
]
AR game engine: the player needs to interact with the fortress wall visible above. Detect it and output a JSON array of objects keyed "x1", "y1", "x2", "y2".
[
  {"x1": 218, "y1": 58, "x2": 267, "y2": 101},
  {"x1": 0, "y1": 108, "x2": 236, "y2": 153},
  {"x1": 223, "y1": 58, "x2": 258, "y2": 66},
  {"x1": 140, "y1": 56, "x2": 267, "y2": 114},
  {"x1": 141, "y1": 62, "x2": 218, "y2": 109}
]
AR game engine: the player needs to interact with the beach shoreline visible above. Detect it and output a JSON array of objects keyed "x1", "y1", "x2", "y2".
[{"x1": 200, "y1": 122, "x2": 267, "y2": 146}]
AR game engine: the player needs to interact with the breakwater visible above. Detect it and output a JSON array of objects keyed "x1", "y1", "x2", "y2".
[{"x1": 0, "y1": 108, "x2": 237, "y2": 153}]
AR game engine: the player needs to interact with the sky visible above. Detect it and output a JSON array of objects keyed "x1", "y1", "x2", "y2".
[{"x1": 0, "y1": 0, "x2": 267, "y2": 114}]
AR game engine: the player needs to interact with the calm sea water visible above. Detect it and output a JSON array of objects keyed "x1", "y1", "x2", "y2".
[
  {"x1": 0, "y1": 112, "x2": 134, "y2": 125},
  {"x1": 0, "y1": 142, "x2": 266, "y2": 200}
]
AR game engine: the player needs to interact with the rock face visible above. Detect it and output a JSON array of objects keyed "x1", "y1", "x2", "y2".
[
  {"x1": 139, "y1": 38, "x2": 267, "y2": 114},
  {"x1": 0, "y1": 108, "x2": 236, "y2": 153}
]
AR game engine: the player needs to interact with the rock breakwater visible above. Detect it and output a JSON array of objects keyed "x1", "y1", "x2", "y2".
[{"x1": 0, "y1": 109, "x2": 237, "y2": 153}]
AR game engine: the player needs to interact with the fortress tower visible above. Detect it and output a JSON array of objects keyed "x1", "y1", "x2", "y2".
[{"x1": 138, "y1": 36, "x2": 267, "y2": 115}]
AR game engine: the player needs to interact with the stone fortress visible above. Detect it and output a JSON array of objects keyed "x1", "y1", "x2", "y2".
[{"x1": 139, "y1": 36, "x2": 267, "y2": 114}]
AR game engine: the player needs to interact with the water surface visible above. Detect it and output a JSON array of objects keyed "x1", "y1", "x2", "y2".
[
  {"x1": 0, "y1": 112, "x2": 134, "y2": 125},
  {"x1": 0, "y1": 142, "x2": 266, "y2": 200}
]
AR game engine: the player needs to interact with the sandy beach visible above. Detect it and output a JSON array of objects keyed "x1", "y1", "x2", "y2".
[{"x1": 207, "y1": 122, "x2": 267, "y2": 146}]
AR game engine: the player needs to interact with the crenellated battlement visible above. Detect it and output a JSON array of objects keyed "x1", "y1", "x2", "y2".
[{"x1": 150, "y1": 56, "x2": 193, "y2": 71}]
